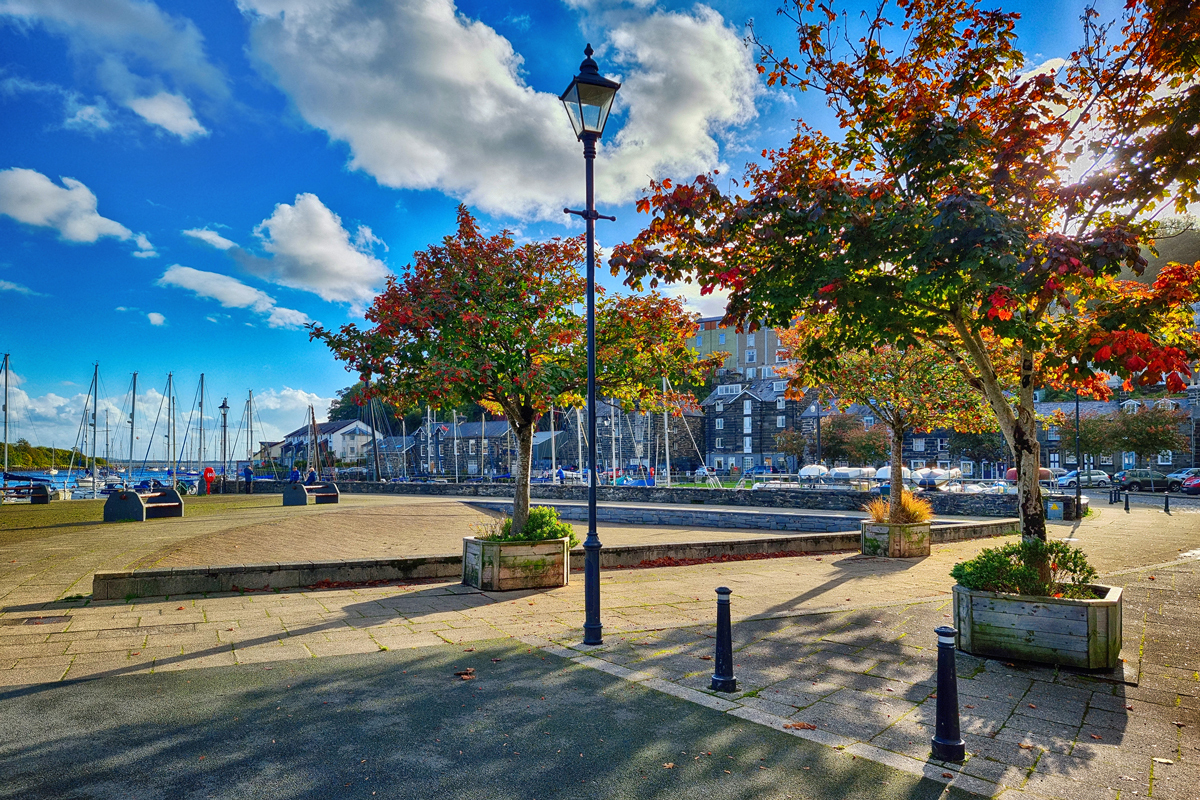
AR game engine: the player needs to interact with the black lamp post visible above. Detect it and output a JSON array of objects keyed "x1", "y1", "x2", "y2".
[
  {"x1": 561, "y1": 44, "x2": 620, "y2": 647},
  {"x1": 219, "y1": 398, "x2": 230, "y2": 490},
  {"x1": 1074, "y1": 388, "x2": 1082, "y2": 520}
]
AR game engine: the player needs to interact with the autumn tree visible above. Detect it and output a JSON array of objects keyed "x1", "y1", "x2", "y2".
[
  {"x1": 312, "y1": 206, "x2": 721, "y2": 533},
  {"x1": 1112, "y1": 404, "x2": 1189, "y2": 466},
  {"x1": 947, "y1": 430, "x2": 1008, "y2": 470},
  {"x1": 612, "y1": 0, "x2": 1200, "y2": 540},
  {"x1": 777, "y1": 323, "x2": 995, "y2": 523}
]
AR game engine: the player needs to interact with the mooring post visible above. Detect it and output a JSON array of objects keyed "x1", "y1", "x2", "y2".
[
  {"x1": 1124, "y1": 492, "x2": 1130, "y2": 512},
  {"x1": 931, "y1": 625, "x2": 966, "y2": 762},
  {"x1": 711, "y1": 587, "x2": 737, "y2": 692},
  {"x1": 1164, "y1": 492, "x2": 1170, "y2": 513}
]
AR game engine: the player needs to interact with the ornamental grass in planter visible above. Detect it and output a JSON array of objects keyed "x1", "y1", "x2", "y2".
[
  {"x1": 950, "y1": 539, "x2": 1122, "y2": 669},
  {"x1": 462, "y1": 507, "x2": 578, "y2": 591},
  {"x1": 860, "y1": 491, "x2": 934, "y2": 558}
]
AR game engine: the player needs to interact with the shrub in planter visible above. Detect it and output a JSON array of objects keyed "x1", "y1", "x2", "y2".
[
  {"x1": 860, "y1": 491, "x2": 934, "y2": 557},
  {"x1": 951, "y1": 539, "x2": 1121, "y2": 669},
  {"x1": 462, "y1": 507, "x2": 575, "y2": 591}
]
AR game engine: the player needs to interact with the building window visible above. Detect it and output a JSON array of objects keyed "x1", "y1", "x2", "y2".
[
  {"x1": 960, "y1": 461, "x2": 974, "y2": 476},
  {"x1": 1158, "y1": 451, "x2": 1173, "y2": 465},
  {"x1": 745, "y1": 368, "x2": 757, "y2": 379},
  {"x1": 937, "y1": 460, "x2": 951, "y2": 470},
  {"x1": 715, "y1": 458, "x2": 724, "y2": 469},
  {"x1": 743, "y1": 417, "x2": 753, "y2": 433},
  {"x1": 715, "y1": 401, "x2": 724, "y2": 412},
  {"x1": 745, "y1": 349, "x2": 757, "y2": 363},
  {"x1": 775, "y1": 350, "x2": 788, "y2": 363},
  {"x1": 1047, "y1": 426, "x2": 1060, "y2": 441},
  {"x1": 773, "y1": 381, "x2": 787, "y2": 392},
  {"x1": 777, "y1": 416, "x2": 786, "y2": 428},
  {"x1": 776, "y1": 398, "x2": 786, "y2": 410},
  {"x1": 743, "y1": 438, "x2": 752, "y2": 454},
  {"x1": 743, "y1": 399, "x2": 753, "y2": 415},
  {"x1": 761, "y1": 366, "x2": 774, "y2": 378},
  {"x1": 911, "y1": 460, "x2": 926, "y2": 471},
  {"x1": 717, "y1": 384, "x2": 741, "y2": 396},
  {"x1": 470, "y1": 440, "x2": 477, "y2": 455},
  {"x1": 912, "y1": 438, "x2": 925, "y2": 452},
  {"x1": 1049, "y1": 452, "x2": 1060, "y2": 468},
  {"x1": 1121, "y1": 400, "x2": 1140, "y2": 412},
  {"x1": 863, "y1": 416, "x2": 875, "y2": 429},
  {"x1": 1065, "y1": 452, "x2": 1077, "y2": 464},
  {"x1": 938, "y1": 438, "x2": 949, "y2": 451},
  {"x1": 349, "y1": 446, "x2": 356, "y2": 454},
  {"x1": 1100, "y1": 453, "x2": 1113, "y2": 465},
  {"x1": 715, "y1": 418, "x2": 725, "y2": 430},
  {"x1": 718, "y1": 332, "x2": 726, "y2": 345},
  {"x1": 714, "y1": 437, "x2": 723, "y2": 449},
  {"x1": 743, "y1": 456, "x2": 754, "y2": 468}
]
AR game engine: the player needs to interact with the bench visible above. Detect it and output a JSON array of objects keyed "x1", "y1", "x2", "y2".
[
  {"x1": 283, "y1": 482, "x2": 340, "y2": 506},
  {"x1": 30, "y1": 484, "x2": 53, "y2": 504},
  {"x1": 104, "y1": 488, "x2": 185, "y2": 522}
]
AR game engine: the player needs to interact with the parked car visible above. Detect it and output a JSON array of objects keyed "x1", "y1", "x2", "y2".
[
  {"x1": 1182, "y1": 475, "x2": 1200, "y2": 496},
  {"x1": 1056, "y1": 469, "x2": 1110, "y2": 488},
  {"x1": 1165, "y1": 467, "x2": 1200, "y2": 485},
  {"x1": 1113, "y1": 469, "x2": 1181, "y2": 493}
]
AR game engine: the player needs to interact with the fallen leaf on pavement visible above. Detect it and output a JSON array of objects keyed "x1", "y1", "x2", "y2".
[
  {"x1": 783, "y1": 722, "x2": 817, "y2": 730},
  {"x1": 663, "y1": 763, "x2": 674, "y2": 769},
  {"x1": 1028, "y1": 704, "x2": 1037, "y2": 709},
  {"x1": 176, "y1": 606, "x2": 185, "y2": 611},
  {"x1": 1018, "y1": 744, "x2": 1034, "y2": 750},
  {"x1": 1126, "y1": 705, "x2": 1134, "y2": 710},
  {"x1": 1090, "y1": 734, "x2": 1103, "y2": 740},
  {"x1": 1148, "y1": 576, "x2": 1156, "y2": 581},
  {"x1": 454, "y1": 668, "x2": 476, "y2": 681},
  {"x1": 723, "y1": 770, "x2": 731, "y2": 774},
  {"x1": 942, "y1": 772, "x2": 953, "y2": 778},
  {"x1": 1153, "y1": 758, "x2": 1174, "y2": 764},
  {"x1": 699, "y1": 655, "x2": 713, "y2": 660},
  {"x1": 463, "y1": 648, "x2": 475, "y2": 652},
  {"x1": 1173, "y1": 722, "x2": 1185, "y2": 727},
  {"x1": 491, "y1": 658, "x2": 503, "y2": 663},
  {"x1": 964, "y1": 705, "x2": 975, "y2": 709}
]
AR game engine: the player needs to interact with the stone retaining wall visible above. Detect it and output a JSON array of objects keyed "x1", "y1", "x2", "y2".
[
  {"x1": 92, "y1": 532, "x2": 859, "y2": 600},
  {"x1": 247, "y1": 479, "x2": 1018, "y2": 517}
]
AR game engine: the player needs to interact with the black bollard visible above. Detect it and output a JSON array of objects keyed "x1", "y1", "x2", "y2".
[
  {"x1": 1124, "y1": 491, "x2": 1130, "y2": 512},
  {"x1": 931, "y1": 625, "x2": 966, "y2": 762},
  {"x1": 710, "y1": 587, "x2": 737, "y2": 692},
  {"x1": 1165, "y1": 492, "x2": 1170, "y2": 513}
]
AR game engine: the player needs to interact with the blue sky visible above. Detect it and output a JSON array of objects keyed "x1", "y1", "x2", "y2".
[{"x1": 0, "y1": 0, "x2": 1121, "y2": 457}]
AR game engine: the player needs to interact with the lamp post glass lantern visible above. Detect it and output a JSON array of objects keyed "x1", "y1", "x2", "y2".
[{"x1": 561, "y1": 44, "x2": 620, "y2": 646}]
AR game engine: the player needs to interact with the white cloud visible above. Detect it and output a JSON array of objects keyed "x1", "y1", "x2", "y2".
[
  {"x1": 147, "y1": 311, "x2": 166, "y2": 325},
  {"x1": 0, "y1": 278, "x2": 42, "y2": 295},
  {"x1": 125, "y1": 91, "x2": 206, "y2": 139},
  {"x1": 0, "y1": 74, "x2": 113, "y2": 131},
  {"x1": 238, "y1": 193, "x2": 389, "y2": 306},
  {"x1": 156, "y1": 264, "x2": 313, "y2": 329},
  {"x1": 0, "y1": 0, "x2": 228, "y2": 139},
  {"x1": 665, "y1": 279, "x2": 729, "y2": 319},
  {"x1": 0, "y1": 167, "x2": 155, "y2": 255},
  {"x1": 183, "y1": 227, "x2": 237, "y2": 250},
  {"x1": 237, "y1": 0, "x2": 758, "y2": 218}
]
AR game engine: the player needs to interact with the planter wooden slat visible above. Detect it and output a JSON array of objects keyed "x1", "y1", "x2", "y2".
[
  {"x1": 972, "y1": 597, "x2": 1086, "y2": 620},
  {"x1": 953, "y1": 584, "x2": 1122, "y2": 670},
  {"x1": 970, "y1": 608, "x2": 1095, "y2": 635},
  {"x1": 462, "y1": 537, "x2": 569, "y2": 592}
]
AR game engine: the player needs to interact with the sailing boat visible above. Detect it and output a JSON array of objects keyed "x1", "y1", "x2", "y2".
[{"x1": 48, "y1": 443, "x2": 58, "y2": 476}]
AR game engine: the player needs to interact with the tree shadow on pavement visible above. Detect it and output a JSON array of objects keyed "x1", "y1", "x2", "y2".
[{"x1": 0, "y1": 639, "x2": 988, "y2": 800}]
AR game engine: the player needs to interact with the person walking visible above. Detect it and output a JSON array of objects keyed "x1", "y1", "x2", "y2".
[{"x1": 243, "y1": 464, "x2": 254, "y2": 494}]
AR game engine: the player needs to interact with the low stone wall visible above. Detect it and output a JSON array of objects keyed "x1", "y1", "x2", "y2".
[
  {"x1": 469, "y1": 501, "x2": 865, "y2": 532},
  {"x1": 93, "y1": 533, "x2": 859, "y2": 600},
  {"x1": 930, "y1": 518, "x2": 1021, "y2": 543},
  {"x1": 249, "y1": 480, "x2": 1018, "y2": 517}
]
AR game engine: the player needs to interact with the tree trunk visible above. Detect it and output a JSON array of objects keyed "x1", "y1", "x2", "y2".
[
  {"x1": 510, "y1": 416, "x2": 536, "y2": 535},
  {"x1": 888, "y1": 423, "x2": 905, "y2": 523}
]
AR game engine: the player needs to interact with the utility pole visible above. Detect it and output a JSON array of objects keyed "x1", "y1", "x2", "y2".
[
  {"x1": 219, "y1": 398, "x2": 230, "y2": 491},
  {"x1": 550, "y1": 406, "x2": 556, "y2": 478},
  {"x1": 663, "y1": 377, "x2": 671, "y2": 488}
]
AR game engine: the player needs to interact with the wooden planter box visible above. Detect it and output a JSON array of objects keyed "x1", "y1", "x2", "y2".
[
  {"x1": 461, "y1": 537, "x2": 570, "y2": 591},
  {"x1": 953, "y1": 584, "x2": 1122, "y2": 669},
  {"x1": 860, "y1": 521, "x2": 931, "y2": 558}
]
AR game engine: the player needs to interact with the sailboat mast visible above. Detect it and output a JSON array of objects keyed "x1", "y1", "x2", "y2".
[
  {"x1": 663, "y1": 377, "x2": 671, "y2": 488},
  {"x1": 247, "y1": 390, "x2": 253, "y2": 472},
  {"x1": 166, "y1": 372, "x2": 174, "y2": 477},
  {"x1": 129, "y1": 372, "x2": 137, "y2": 482},
  {"x1": 91, "y1": 364, "x2": 98, "y2": 484},
  {"x1": 198, "y1": 374, "x2": 204, "y2": 471},
  {"x1": 549, "y1": 405, "x2": 556, "y2": 477},
  {"x1": 2, "y1": 353, "x2": 8, "y2": 486}
]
